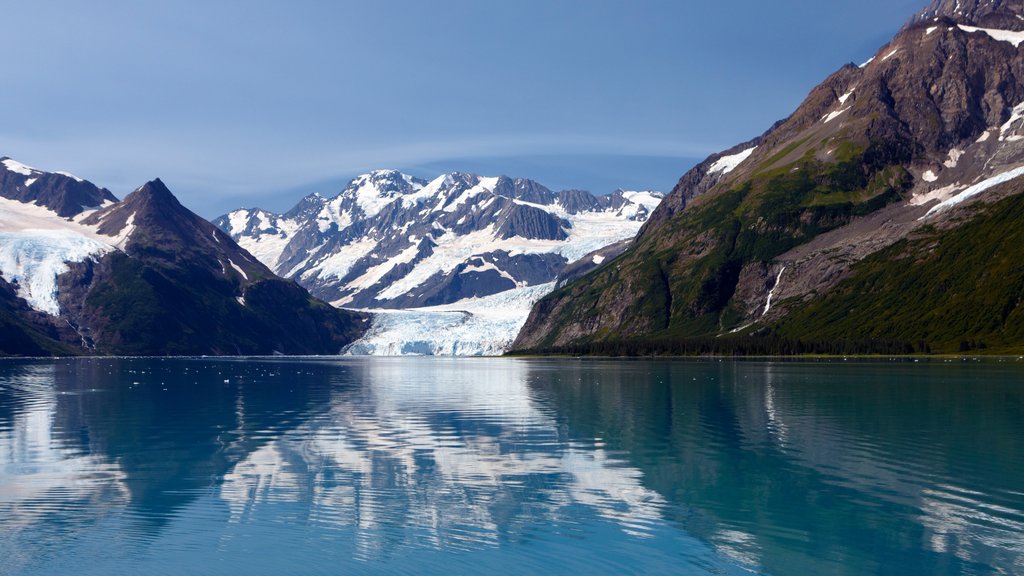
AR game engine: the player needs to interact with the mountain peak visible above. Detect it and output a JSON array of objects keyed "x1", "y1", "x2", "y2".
[
  {"x1": 124, "y1": 178, "x2": 184, "y2": 210},
  {"x1": 910, "y1": 0, "x2": 1024, "y2": 28}
]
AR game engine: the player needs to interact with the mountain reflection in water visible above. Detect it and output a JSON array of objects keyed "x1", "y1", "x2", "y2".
[{"x1": 0, "y1": 358, "x2": 1021, "y2": 576}]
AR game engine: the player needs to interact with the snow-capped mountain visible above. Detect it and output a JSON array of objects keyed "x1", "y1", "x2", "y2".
[
  {"x1": 0, "y1": 157, "x2": 365, "y2": 356},
  {"x1": 216, "y1": 170, "x2": 663, "y2": 310}
]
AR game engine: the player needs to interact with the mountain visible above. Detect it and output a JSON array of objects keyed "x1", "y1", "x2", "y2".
[
  {"x1": 216, "y1": 170, "x2": 662, "y2": 355},
  {"x1": 216, "y1": 170, "x2": 663, "y2": 310},
  {"x1": 513, "y1": 0, "x2": 1024, "y2": 355},
  {"x1": 0, "y1": 159, "x2": 366, "y2": 356},
  {"x1": 1, "y1": 157, "x2": 117, "y2": 217}
]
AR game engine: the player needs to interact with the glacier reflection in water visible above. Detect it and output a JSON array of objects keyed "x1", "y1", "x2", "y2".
[
  {"x1": 219, "y1": 359, "x2": 666, "y2": 557},
  {"x1": 0, "y1": 357, "x2": 1022, "y2": 576}
]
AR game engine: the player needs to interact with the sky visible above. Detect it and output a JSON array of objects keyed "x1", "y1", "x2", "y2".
[{"x1": 1, "y1": 0, "x2": 925, "y2": 217}]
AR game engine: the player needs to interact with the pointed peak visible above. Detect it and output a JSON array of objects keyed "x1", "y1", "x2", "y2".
[{"x1": 123, "y1": 178, "x2": 186, "y2": 212}]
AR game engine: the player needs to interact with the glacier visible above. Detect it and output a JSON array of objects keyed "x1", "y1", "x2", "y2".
[
  {"x1": 0, "y1": 230, "x2": 112, "y2": 315},
  {"x1": 0, "y1": 197, "x2": 119, "y2": 315},
  {"x1": 344, "y1": 283, "x2": 554, "y2": 356}
]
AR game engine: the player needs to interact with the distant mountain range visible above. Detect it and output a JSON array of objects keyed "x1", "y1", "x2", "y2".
[
  {"x1": 215, "y1": 170, "x2": 663, "y2": 355},
  {"x1": 0, "y1": 156, "x2": 662, "y2": 356},
  {"x1": 0, "y1": 158, "x2": 365, "y2": 356},
  {"x1": 513, "y1": 0, "x2": 1024, "y2": 355},
  {"x1": 216, "y1": 171, "x2": 662, "y2": 309}
]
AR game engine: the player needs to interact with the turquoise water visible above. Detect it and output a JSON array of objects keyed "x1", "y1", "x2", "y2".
[{"x1": 0, "y1": 358, "x2": 1021, "y2": 575}]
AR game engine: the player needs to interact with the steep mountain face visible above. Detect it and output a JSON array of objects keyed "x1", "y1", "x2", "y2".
[
  {"x1": 513, "y1": 1, "x2": 1024, "y2": 354},
  {"x1": 0, "y1": 162, "x2": 366, "y2": 356},
  {"x1": 217, "y1": 170, "x2": 663, "y2": 309}
]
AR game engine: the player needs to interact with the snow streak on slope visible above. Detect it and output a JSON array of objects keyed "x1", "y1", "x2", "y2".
[
  {"x1": 924, "y1": 165, "x2": 1024, "y2": 216},
  {"x1": 344, "y1": 283, "x2": 554, "y2": 356},
  {"x1": 708, "y1": 147, "x2": 757, "y2": 175},
  {"x1": 0, "y1": 197, "x2": 119, "y2": 315}
]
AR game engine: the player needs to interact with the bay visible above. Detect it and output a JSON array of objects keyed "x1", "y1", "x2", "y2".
[{"x1": 0, "y1": 358, "x2": 1021, "y2": 575}]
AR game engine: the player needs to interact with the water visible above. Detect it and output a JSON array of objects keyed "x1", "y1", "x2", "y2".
[{"x1": 0, "y1": 358, "x2": 1021, "y2": 575}]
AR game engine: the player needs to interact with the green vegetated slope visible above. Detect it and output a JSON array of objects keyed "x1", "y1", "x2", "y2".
[
  {"x1": 514, "y1": 140, "x2": 917, "y2": 354},
  {"x1": 774, "y1": 187, "x2": 1024, "y2": 354}
]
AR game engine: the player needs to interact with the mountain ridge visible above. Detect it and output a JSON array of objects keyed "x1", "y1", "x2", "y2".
[{"x1": 217, "y1": 170, "x2": 664, "y2": 311}]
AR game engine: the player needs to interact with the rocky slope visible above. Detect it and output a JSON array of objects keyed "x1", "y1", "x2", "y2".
[
  {"x1": 0, "y1": 159, "x2": 366, "y2": 356},
  {"x1": 216, "y1": 171, "x2": 663, "y2": 309},
  {"x1": 513, "y1": 0, "x2": 1024, "y2": 354}
]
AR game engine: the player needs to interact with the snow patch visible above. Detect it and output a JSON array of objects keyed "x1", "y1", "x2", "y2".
[
  {"x1": 2, "y1": 159, "x2": 39, "y2": 177},
  {"x1": 881, "y1": 48, "x2": 900, "y2": 61},
  {"x1": 911, "y1": 183, "x2": 961, "y2": 206},
  {"x1": 225, "y1": 209, "x2": 299, "y2": 270},
  {"x1": 228, "y1": 259, "x2": 249, "y2": 281},
  {"x1": 926, "y1": 26, "x2": 939, "y2": 35},
  {"x1": 24, "y1": 178, "x2": 37, "y2": 188},
  {"x1": 976, "y1": 130, "x2": 992, "y2": 143},
  {"x1": 859, "y1": 57, "x2": 875, "y2": 68},
  {"x1": 944, "y1": 148, "x2": 964, "y2": 169},
  {"x1": 305, "y1": 237, "x2": 379, "y2": 282},
  {"x1": 838, "y1": 90, "x2": 854, "y2": 105},
  {"x1": 822, "y1": 107, "x2": 852, "y2": 124},
  {"x1": 592, "y1": 254, "x2": 606, "y2": 265},
  {"x1": 708, "y1": 147, "x2": 757, "y2": 175},
  {"x1": 922, "y1": 170, "x2": 939, "y2": 183},
  {"x1": 958, "y1": 25, "x2": 1024, "y2": 47},
  {"x1": 227, "y1": 209, "x2": 251, "y2": 235},
  {"x1": 925, "y1": 165, "x2": 1024, "y2": 216},
  {"x1": 443, "y1": 176, "x2": 500, "y2": 213},
  {"x1": 54, "y1": 171, "x2": 84, "y2": 183},
  {"x1": 999, "y1": 102, "x2": 1024, "y2": 141}
]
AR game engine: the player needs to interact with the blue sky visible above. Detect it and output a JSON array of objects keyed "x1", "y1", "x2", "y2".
[{"x1": 1, "y1": 0, "x2": 924, "y2": 217}]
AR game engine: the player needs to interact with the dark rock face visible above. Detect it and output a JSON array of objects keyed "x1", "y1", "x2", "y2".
[
  {"x1": 512, "y1": 1, "x2": 1024, "y2": 353},
  {"x1": 67, "y1": 180, "x2": 366, "y2": 355},
  {"x1": 496, "y1": 204, "x2": 569, "y2": 240},
  {"x1": 0, "y1": 157, "x2": 117, "y2": 217},
  {"x1": 376, "y1": 251, "x2": 568, "y2": 309},
  {"x1": 0, "y1": 277, "x2": 78, "y2": 356},
  {"x1": 218, "y1": 170, "x2": 663, "y2": 309}
]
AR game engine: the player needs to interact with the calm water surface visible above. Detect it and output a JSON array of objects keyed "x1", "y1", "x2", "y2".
[{"x1": 0, "y1": 358, "x2": 1021, "y2": 575}]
